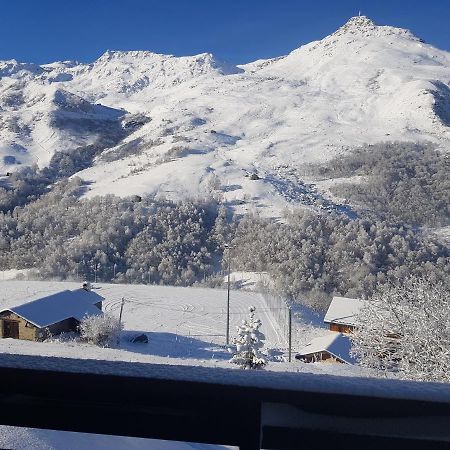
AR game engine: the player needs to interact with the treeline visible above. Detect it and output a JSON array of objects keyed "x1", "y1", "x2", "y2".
[
  {"x1": 0, "y1": 139, "x2": 449, "y2": 309},
  {"x1": 0, "y1": 178, "x2": 448, "y2": 311},
  {"x1": 0, "y1": 114, "x2": 136, "y2": 213},
  {"x1": 230, "y1": 211, "x2": 449, "y2": 310},
  {"x1": 307, "y1": 142, "x2": 450, "y2": 227},
  {"x1": 0, "y1": 178, "x2": 226, "y2": 285}
]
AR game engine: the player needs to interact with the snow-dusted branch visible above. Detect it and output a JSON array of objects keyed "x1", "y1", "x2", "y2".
[
  {"x1": 351, "y1": 277, "x2": 450, "y2": 382},
  {"x1": 79, "y1": 313, "x2": 123, "y2": 347}
]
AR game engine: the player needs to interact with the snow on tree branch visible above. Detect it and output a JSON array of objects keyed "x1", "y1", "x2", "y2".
[
  {"x1": 351, "y1": 277, "x2": 450, "y2": 382},
  {"x1": 230, "y1": 306, "x2": 267, "y2": 369},
  {"x1": 79, "y1": 313, "x2": 123, "y2": 347}
]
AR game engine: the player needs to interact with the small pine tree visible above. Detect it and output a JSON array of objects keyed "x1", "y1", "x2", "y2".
[{"x1": 230, "y1": 306, "x2": 267, "y2": 369}]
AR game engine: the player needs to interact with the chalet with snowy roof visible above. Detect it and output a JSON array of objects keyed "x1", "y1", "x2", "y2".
[
  {"x1": 0, "y1": 287, "x2": 104, "y2": 341},
  {"x1": 324, "y1": 296, "x2": 364, "y2": 333},
  {"x1": 295, "y1": 332, "x2": 357, "y2": 364}
]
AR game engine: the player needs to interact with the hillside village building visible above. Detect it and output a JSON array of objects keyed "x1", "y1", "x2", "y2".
[
  {"x1": 323, "y1": 296, "x2": 364, "y2": 333},
  {"x1": 295, "y1": 332, "x2": 357, "y2": 364},
  {"x1": 296, "y1": 296, "x2": 364, "y2": 364},
  {"x1": 0, "y1": 288, "x2": 104, "y2": 341}
]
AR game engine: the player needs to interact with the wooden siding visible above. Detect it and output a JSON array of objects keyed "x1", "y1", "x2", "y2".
[
  {"x1": 329, "y1": 323, "x2": 355, "y2": 334},
  {"x1": 298, "y1": 351, "x2": 344, "y2": 364}
]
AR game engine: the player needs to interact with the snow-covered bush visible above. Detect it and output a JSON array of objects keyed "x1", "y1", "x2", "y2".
[
  {"x1": 230, "y1": 306, "x2": 267, "y2": 369},
  {"x1": 79, "y1": 313, "x2": 123, "y2": 347},
  {"x1": 351, "y1": 277, "x2": 450, "y2": 383}
]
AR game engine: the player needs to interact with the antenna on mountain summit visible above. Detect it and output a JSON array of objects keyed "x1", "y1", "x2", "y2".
[{"x1": 358, "y1": 10, "x2": 361, "y2": 16}]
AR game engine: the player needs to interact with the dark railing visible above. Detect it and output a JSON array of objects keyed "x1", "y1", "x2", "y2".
[{"x1": 0, "y1": 354, "x2": 449, "y2": 449}]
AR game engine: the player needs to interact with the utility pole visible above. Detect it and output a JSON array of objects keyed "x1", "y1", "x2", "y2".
[
  {"x1": 224, "y1": 244, "x2": 232, "y2": 345},
  {"x1": 288, "y1": 308, "x2": 292, "y2": 362},
  {"x1": 119, "y1": 297, "x2": 125, "y2": 325}
]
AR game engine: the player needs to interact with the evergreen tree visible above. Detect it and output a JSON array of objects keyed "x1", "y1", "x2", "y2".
[{"x1": 230, "y1": 306, "x2": 267, "y2": 369}]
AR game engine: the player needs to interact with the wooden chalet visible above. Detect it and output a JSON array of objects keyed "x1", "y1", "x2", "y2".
[
  {"x1": 295, "y1": 332, "x2": 356, "y2": 364},
  {"x1": 324, "y1": 296, "x2": 363, "y2": 333},
  {"x1": 0, "y1": 288, "x2": 104, "y2": 341}
]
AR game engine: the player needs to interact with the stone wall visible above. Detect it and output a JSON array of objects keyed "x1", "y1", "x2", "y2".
[{"x1": 0, "y1": 311, "x2": 38, "y2": 341}]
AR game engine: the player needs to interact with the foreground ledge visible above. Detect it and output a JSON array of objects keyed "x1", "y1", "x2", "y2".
[{"x1": 0, "y1": 354, "x2": 449, "y2": 449}]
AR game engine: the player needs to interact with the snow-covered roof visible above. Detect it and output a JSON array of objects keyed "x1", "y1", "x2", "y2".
[
  {"x1": 324, "y1": 296, "x2": 364, "y2": 327},
  {"x1": 297, "y1": 332, "x2": 357, "y2": 365},
  {"x1": 1, "y1": 289, "x2": 104, "y2": 328}
]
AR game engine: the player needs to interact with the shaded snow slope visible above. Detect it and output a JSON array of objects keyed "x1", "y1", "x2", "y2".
[{"x1": 1, "y1": 16, "x2": 449, "y2": 217}]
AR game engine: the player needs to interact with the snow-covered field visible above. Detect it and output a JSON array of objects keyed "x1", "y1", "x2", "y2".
[{"x1": 0, "y1": 281, "x2": 288, "y2": 364}]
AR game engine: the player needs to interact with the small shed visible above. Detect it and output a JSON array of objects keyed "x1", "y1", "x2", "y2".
[
  {"x1": 295, "y1": 332, "x2": 357, "y2": 364},
  {"x1": 324, "y1": 296, "x2": 364, "y2": 333},
  {"x1": 0, "y1": 288, "x2": 104, "y2": 341}
]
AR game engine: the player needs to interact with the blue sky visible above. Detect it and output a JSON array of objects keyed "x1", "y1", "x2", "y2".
[{"x1": 0, "y1": 0, "x2": 449, "y2": 64}]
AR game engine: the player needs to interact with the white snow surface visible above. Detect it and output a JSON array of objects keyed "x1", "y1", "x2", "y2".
[
  {"x1": 3, "y1": 288, "x2": 103, "y2": 328},
  {"x1": 0, "y1": 281, "x2": 358, "y2": 377},
  {"x1": 0, "y1": 281, "x2": 288, "y2": 364},
  {"x1": 296, "y1": 331, "x2": 357, "y2": 364},
  {"x1": 324, "y1": 296, "x2": 365, "y2": 327},
  {"x1": 0, "y1": 427, "x2": 230, "y2": 450},
  {"x1": 1, "y1": 16, "x2": 449, "y2": 218}
]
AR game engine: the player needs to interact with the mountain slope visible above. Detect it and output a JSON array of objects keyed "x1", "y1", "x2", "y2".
[{"x1": 0, "y1": 16, "x2": 449, "y2": 217}]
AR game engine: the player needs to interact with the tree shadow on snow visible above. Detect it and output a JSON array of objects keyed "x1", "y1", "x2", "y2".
[{"x1": 120, "y1": 331, "x2": 231, "y2": 360}]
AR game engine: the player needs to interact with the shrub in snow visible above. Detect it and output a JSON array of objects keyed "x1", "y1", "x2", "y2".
[
  {"x1": 351, "y1": 277, "x2": 450, "y2": 383},
  {"x1": 79, "y1": 313, "x2": 123, "y2": 347},
  {"x1": 230, "y1": 306, "x2": 267, "y2": 369}
]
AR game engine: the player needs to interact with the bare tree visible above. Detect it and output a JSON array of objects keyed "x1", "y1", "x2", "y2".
[{"x1": 351, "y1": 277, "x2": 450, "y2": 382}]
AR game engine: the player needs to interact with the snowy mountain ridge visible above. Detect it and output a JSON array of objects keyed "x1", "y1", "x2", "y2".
[{"x1": 0, "y1": 16, "x2": 449, "y2": 217}]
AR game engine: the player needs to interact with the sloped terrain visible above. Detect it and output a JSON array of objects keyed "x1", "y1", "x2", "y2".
[{"x1": 0, "y1": 16, "x2": 449, "y2": 217}]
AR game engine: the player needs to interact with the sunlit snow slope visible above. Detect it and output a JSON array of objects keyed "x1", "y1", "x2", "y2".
[{"x1": 0, "y1": 16, "x2": 449, "y2": 217}]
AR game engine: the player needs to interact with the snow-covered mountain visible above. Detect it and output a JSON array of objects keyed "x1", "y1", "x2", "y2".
[{"x1": 1, "y1": 16, "x2": 449, "y2": 216}]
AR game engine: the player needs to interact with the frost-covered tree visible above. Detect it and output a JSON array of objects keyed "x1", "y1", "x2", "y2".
[
  {"x1": 230, "y1": 210, "x2": 449, "y2": 310},
  {"x1": 351, "y1": 277, "x2": 450, "y2": 383},
  {"x1": 79, "y1": 313, "x2": 123, "y2": 347},
  {"x1": 0, "y1": 167, "x2": 448, "y2": 303},
  {"x1": 230, "y1": 306, "x2": 267, "y2": 369},
  {"x1": 309, "y1": 141, "x2": 450, "y2": 227}
]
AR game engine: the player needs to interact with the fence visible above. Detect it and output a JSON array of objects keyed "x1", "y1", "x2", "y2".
[{"x1": 257, "y1": 277, "x2": 293, "y2": 361}]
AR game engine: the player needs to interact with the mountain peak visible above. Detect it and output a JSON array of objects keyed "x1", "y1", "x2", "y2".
[
  {"x1": 343, "y1": 15, "x2": 376, "y2": 29},
  {"x1": 95, "y1": 50, "x2": 168, "y2": 63},
  {"x1": 332, "y1": 15, "x2": 418, "y2": 41}
]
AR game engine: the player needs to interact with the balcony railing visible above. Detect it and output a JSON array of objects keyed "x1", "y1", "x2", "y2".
[{"x1": 0, "y1": 354, "x2": 449, "y2": 449}]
